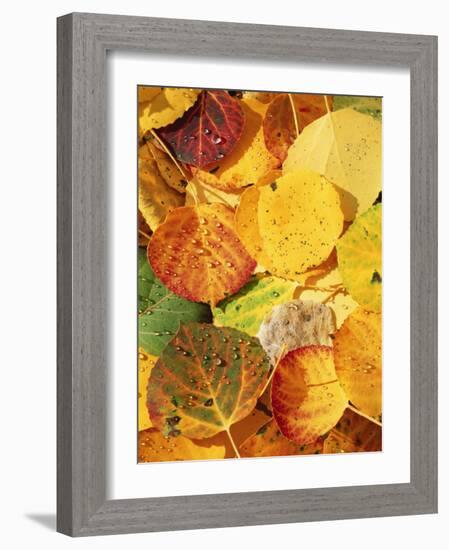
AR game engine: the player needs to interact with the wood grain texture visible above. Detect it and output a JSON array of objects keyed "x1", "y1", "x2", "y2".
[{"x1": 57, "y1": 12, "x2": 438, "y2": 536}]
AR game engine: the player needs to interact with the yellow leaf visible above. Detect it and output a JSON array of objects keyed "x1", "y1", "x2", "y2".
[
  {"x1": 139, "y1": 87, "x2": 200, "y2": 132},
  {"x1": 323, "y1": 407, "x2": 382, "y2": 454},
  {"x1": 257, "y1": 170, "x2": 344, "y2": 278},
  {"x1": 138, "y1": 86, "x2": 162, "y2": 104},
  {"x1": 195, "y1": 98, "x2": 279, "y2": 191},
  {"x1": 271, "y1": 345, "x2": 348, "y2": 444},
  {"x1": 185, "y1": 177, "x2": 243, "y2": 208},
  {"x1": 145, "y1": 141, "x2": 189, "y2": 194},
  {"x1": 333, "y1": 307, "x2": 382, "y2": 418},
  {"x1": 284, "y1": 108, "x2": 382, "y2": 221},
  {"x1": 138, "y1": 349, "x2": 157, "y2": 431},
  {"x1": 337, "y1": 204, "x2": 382, "y2": 312},
  {"x1": 138, "y1": 428, "x2": 225, "y2": 462},
  {"x1": 240, "y1": 419, "x2": 324, "y2": 457},
  {"x1": 242, "y1": 91, "x2": 277, "y2": 104},
  {"x1": 138, "y1": 150, "x2": 184, "y2": 230}
]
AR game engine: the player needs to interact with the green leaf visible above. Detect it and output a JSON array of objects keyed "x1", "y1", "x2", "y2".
[
  {"x1": 147, "y1": 323, "x2": 271, "y2": 439},
  {"x1": 213, "y1": 274, "x2": 297, "y2": 336},
  {"x1": 138, "y1": 249, "x2": 212, "y2": 355},
  {"x1": 333, "y1": 95, "x2": 382, "y2": 120}
]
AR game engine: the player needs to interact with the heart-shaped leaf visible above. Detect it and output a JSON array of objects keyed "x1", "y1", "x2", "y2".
[
  {"x1": 336, "y1": 204, "x2": 382, "y2": 312},
  {"x1": 157, "y1": 90, "x2": 245, "y2": 168},
  {"x1": 148, "y1": 203, "x2": 256, "y2": 306},
  {"x1": 194, "y1": 98, "x2": 280, "y2": 191},
  {"x1": 263, "y1": 93, "x2": 332, "y2": 162},
  {"x1": 139, "y1": 87, "x2": 200, "y2": 132},
  {"x1": 138, "y1": 249, "x2": 212, "y2": 355},
  {"x1": 333, "y1": 307, "x2": 382, "y2": 418},
  {"x1": 240, "y1": 419, "x2": 324, "y2": 457},
  {"x1": 213, "y1": 274, "x2": 297, "y2": 337},
  {"x1": 323, "y1": 407, "x2": 382, "y2": 453},
  {"x1": 138, "y1": 428, "x2": 226, "y2": 462},
  {"x1": 284, "y1": 108, "x2": 382, "y2": 220},
  {"x1": 257, "y1": 300, "x2": 335, "y2": 365},
  {"x1": 271, "y1": 345, "x2": 348, "y2": 444},
  {"x1": 147, "y1": 323, "x2": 271, "y2": 439}
]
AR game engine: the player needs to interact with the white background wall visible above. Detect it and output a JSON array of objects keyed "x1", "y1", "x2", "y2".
[{"x1": 0, "y1": 1, "x2": 445, "y2": 548}]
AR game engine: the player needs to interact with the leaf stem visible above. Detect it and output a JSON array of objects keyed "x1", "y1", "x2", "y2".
[
  {"x1": 138, "y1": 228, "x2": 152, "y2": 241},
  {"x1": 347, "y1": 404, "x2": 382, "y2": 427},
  {"x1": 288, "y1": 93, "x2": 300, "y2": 137},
  {"x1": 226, "y1": 428, "x2": 241, "y2": 458},
  {"x1": 149, "y1": 129, "x2": 188, "y2": 181},
  {"x1": 260, "y1": 343, "x2": 287, "y2": 397}
]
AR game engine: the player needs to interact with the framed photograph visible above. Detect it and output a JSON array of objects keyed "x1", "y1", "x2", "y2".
[{"x1": 57, "y1": 13, "x2": 437, "y2": 536}]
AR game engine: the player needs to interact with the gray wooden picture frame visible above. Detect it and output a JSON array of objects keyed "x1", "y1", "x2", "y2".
[{"x1": 57, "y1": 12, "x2": 438, "y2": 537}]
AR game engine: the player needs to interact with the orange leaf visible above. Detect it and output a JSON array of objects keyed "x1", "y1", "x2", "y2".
[
  {"x1": 271, "y1": 345, "x2": 347, "y2": 444},
  {"x1": 323, "y1": 407, "x2": 382, "y2": 454},
  {"x1": 148, "y1": 204, "x2": 256, "y2": 306}
]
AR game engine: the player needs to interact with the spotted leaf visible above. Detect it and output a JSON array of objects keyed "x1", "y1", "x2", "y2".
[
  {"x1": 157, "y1": 90, "x2": 245, "y2": 168},
  {"x1": 148, "y1": 203, "x2": 256, "y2": 306},
  {"x1": 147, "y1": 323, "x2": 271, "y2": 439},
  {"x1": 271, "y1": 345, "x2": 348, "y2": 444},
  {"x1": 323, "y1": 407, "x2": 382, "y2": 454}
]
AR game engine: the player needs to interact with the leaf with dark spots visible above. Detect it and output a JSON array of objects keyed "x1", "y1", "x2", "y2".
[
  {"x1": 157, "y1": 90, "x2": 245, "y2": 168},
  {"x1": 138, "y1": 248, "x2": 212, "y2": 355},
  {"x1": 147, "y1": 323, "x2": 271, "y2": 439},
  {"x1": 323, "y1": 407, "x2": 382, "y2": 453},
  {"x1": 148, "y1": 203, "x2": 256, "y2": 306}
]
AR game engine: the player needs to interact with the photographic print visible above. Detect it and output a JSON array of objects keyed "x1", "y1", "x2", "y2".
[{"x1": 137, "y1": 87, "x2": 382, "y2": 463}]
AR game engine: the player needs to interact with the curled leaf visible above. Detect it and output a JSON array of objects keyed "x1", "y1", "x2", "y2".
[
  {"x1": 138, "y1": 249, "x2": 212, "y2": 355},
  {"x1": 195, "y1": 98, "x2": 280, "y2": 191},
  {"x1": 147, "y1": 323, "x2": 271, "y2": 439},
  {"x1": 323, "y1": 407, "x2": 382, "y2": 453},
  {"x1": 148, "y1": 203, "x2": 256, "y2": 306},
  {"x1": 256, "y1": 170, "x2": 344, "y2": 278},
  {"x1": 213, "y1": 274, "x2": 297, "y2": 337},
  {"x1": 257, "y1": 299, "x2": 335, "y2": 364},
  {"x1": 333, "y1": 307, "x2": 382, "y2": 418},
  {"x1": 264, "y1": 93, "x2": 332, "y2": 162},
  {"x1": 337, "y1": 204, "x2": 382, "y2": 312},
  {"x1": 284, "y1": 108, "x2": 382, "y2": 220},
  {"x1": 139, "y1": 87, "x2": 200, "y2": 132},
  {"x1": 271, "y1": 345, "x2": 348, "y2": 444},
  {"x1": 157, "y1": 90, "x2": 245, "y2": 168},
  {"x1": 240, "y1": 419, "x2": 324, "y2": 457},
  {"x1": 138, "y1": 428, "x2": 225, "y2": 462}
]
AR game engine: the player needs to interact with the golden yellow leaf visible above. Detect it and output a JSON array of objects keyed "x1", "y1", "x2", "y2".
[
  {"x1": 139, "y1": 87, "x2": 200, "y2": 132},
  {"x1": 271, "y1": 345, "x2": 348, "y2": 444},
  {"x1": 333, "y1": 307, "x2": 382, "y2": 418},
  {"x1": 185, "y1": 177, "x2": 243, "y2": 208},
  {"x1": 138, "y1": 349, "x2": 157, "y2": 431},
  {"x1": 138, "y1": 86, "x2": 162, "y2": 104},
  {"x1": 240, "y1": 419, "x2": 324, "y2": 457},
  {"x1": 138, "y1": 428, "x2": 225, "y2": 462},
  {"x1": 195, "y1": 98, "x2": 280, "y2": 191},
  {"x1": 283, "y1": 108, "x2": 382, "y2": 221},
  {"x1": 257, "y1": 170, "x2": 344, "y2": 278},
  {"x1": 242, "y1": 91, "x2": 277, "y2": 103},
  {"x1": 323, "y1": 407, "x2": 382, "y2": 454},
  {"x1": 138, "y1": 151, "x2": 184, "y2": 230},
  {"x1": 337, "y1": 204, "x2": 382, "y2": 312},
  {"x1": 145, "y1": 141, "x2": 189, "y2": 194}
]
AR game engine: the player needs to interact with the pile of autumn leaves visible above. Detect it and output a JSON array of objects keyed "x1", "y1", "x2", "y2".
[{"x1": 137, "y1": 87, "x2": 382, "y2": 462}]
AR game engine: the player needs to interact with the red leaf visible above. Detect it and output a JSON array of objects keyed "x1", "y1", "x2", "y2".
[{"x1": 157, "y1": 90, "x2": 245, "y2": 169}]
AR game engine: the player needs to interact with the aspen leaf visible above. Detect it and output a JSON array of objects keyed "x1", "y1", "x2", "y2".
[
  {"x1": 284, "y1": 108, "x2": 382, "y2": 220},
  {"x1": 148, "y1": 203, "x2": 256, "y2": 306},
  {"x1": 257, "y1": 170, "x2": 344, "y2": 278},
  {"x1": 337, "y1": 204, "x2": 382, "y2": 312},
  {"x1": 264, "y1": 93, "x2": 332, "y2": 162},
  {"x1": 138, "y1": 428, "x2": 225, "y2": 462},
  {"x1": 240, "y1": 419, "x2": 324, "y2": 457},
  {"x1": 185, "y1": 177, "x2": 243, "y2": 208},
  {"x1": 138, "y1": 86, "x2": 162, "y2": 104},
  {"x1": 157, "y1": 90, "x2": 245, "y2": 168},
  {"x1": 333, "y1": 307, "x2": 382, "y2": 418},
  {"x1": 138, "y1": 249, "x2": 212, "y2": 355},
  {"x1": 333, "y1": 95, "x2": 382, "y2": 120},
  {"x1": 195, "y1": 98, "x2": 280, "y2": 191},
  {"x1": 138, "y1": 210, "x2": 152, "y2": 247},
  {"x1": 258, "y1": 299, "x2": 335, "y2": 364},
  {"x1": 145, "y1": 141, "x2": 189, "y2": 193},
  {"x1": 138, "y1": 152, "x2": 184, "y2": 230},
  {"x1": 323, "y1": 407, "x2": 382, "y2": 454},
  {"x1": 147, "y1": 323, "x2": 271, "y2": 439},
  {"x1": 213, "y1": 274, "x2": 297, "y2": 336},
  {"x1": 139, "y1": 87, "x2": 200, "y2": 131},
  {"x1": 271, "y1": 345, "x2": 348, "y2": 444},
  {"x1": 242, "y1": 91, "x2": 277, "y2": 103},
  {"x1": 138, "y1": 349, "x2": 157, "y2": 430}
]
